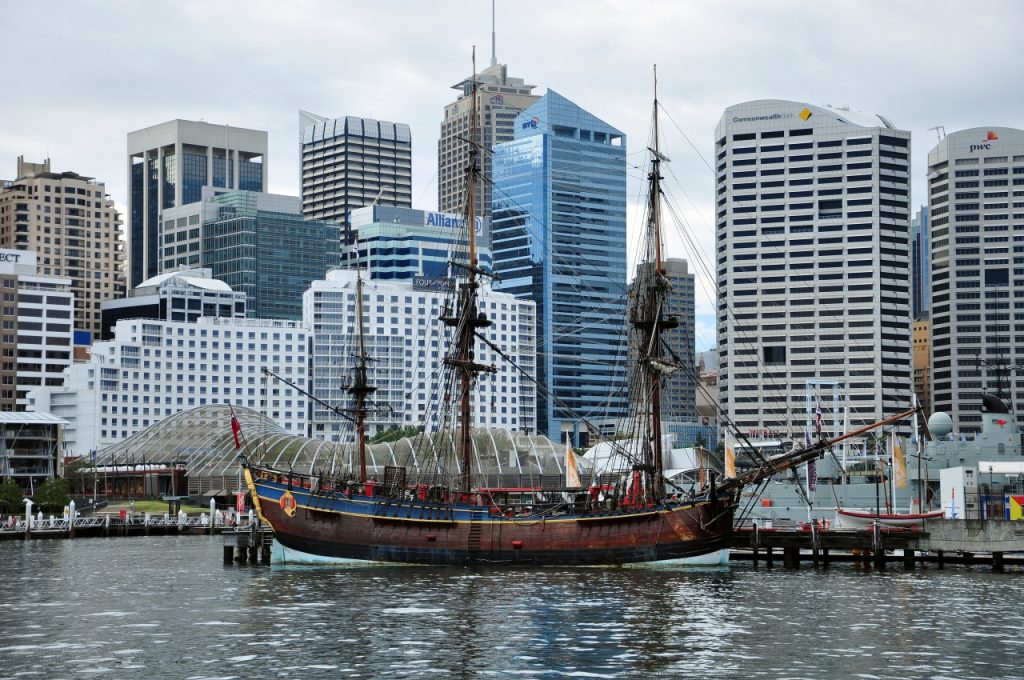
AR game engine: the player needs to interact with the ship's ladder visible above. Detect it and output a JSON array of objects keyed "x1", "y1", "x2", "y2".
[{"x1": 468, "y1": 518, "x2": 482, "y2": 553}]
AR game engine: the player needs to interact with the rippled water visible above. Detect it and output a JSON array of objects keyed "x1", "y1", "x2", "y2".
[{"x1": 0, "y1": 536, "x2": 1022, "y2": 679}]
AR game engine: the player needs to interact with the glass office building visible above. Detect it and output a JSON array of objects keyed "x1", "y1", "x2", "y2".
[
  {"x1": 201, "y1": 191, "x2": 340, "y2": 320},
  {"x1": 348, "y1": 205, "x2": 492, "y2": 280},
  {"x1": 127, "y1": 120, "x2": 268, "y2": 287},
  {"x1": 492, "y1": 91, "x2": 628, "y2": 440}
]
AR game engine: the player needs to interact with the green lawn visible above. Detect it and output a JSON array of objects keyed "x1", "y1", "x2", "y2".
[{"x1": 104, "y1": 500, "x2": 212, "y2": 514}]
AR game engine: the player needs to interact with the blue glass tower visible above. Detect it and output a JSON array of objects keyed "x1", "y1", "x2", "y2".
[{"x1": 492, "y1": 91, "x2": 628, "y2": 439}]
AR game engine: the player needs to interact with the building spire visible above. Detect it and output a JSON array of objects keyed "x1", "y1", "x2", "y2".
[{"x1": 491, "y1": 0, "x2": 497, "y2": 66}]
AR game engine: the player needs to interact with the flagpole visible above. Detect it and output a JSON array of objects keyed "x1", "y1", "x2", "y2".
[
  {"x1": 890, "y1": 431, "x2": 897, "y2": 513},
  {"x1": 913, "y1": 395, "x2": 923, "y2": 512}
]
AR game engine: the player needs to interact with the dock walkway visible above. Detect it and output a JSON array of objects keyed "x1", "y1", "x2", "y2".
[{"x1": 731, "y1": 519, "x2": 1024, "y2": 571}]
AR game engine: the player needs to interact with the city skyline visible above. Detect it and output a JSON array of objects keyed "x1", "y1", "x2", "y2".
[{"x1": 1, "y1": 0, "x2": 1022, "y2": 350}]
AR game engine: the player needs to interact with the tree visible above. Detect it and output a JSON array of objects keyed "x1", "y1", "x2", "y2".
[
  {"x1": 63, "y1": 458, "x2": 91, "y2": 496},
  {"x1": 369, "y1": 425, "x2": 422, "y2": 445},
  {"x1": 0, "y1": 478, "x2": 23, "y2": 514},
  {"x1": 33, "y1": 478, "x2": 70, "y2": 514}
]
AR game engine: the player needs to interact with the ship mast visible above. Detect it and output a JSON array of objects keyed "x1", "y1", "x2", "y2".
[
  {"x1": 444, "y1": 48, "x2": 496, "y2": 493},
  {"x1": 633, "y1": 65, "x2": 677, "y2": 503},
  {"x1": 348, "y1": 252, "x2": 376, "y2": 483}
]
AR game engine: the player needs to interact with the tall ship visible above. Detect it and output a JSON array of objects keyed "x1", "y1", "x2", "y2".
[
  {"x1": 241, "y1": 63, "x2": 743, "y2": 566},
  {"x1": 241, "y1": 62, "x2": 919, "y2": 565}
]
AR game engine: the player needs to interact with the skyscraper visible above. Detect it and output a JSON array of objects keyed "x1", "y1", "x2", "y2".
[
  {"x1": 911, "y1": 205, "x2": 930, "y2": 317},
  {"x1": 127, "y1": 119, "x2": 268, "y2": 287},
  {"x1": 632, "y1": 258, "x2": 697, "y2": 421},
  {"x1": 715, "y1": 100, "x2": 913, "y2": 437},
  {"x1": 492, "y1": 91, "x2": 628, "y2": 440},
  {"x1": 0, "y1": 157, "x2": 125, "y2": 340},
  {"x1": 299, "y1": 112, "x2": 411, "y2": 256},
  {"x1": 927, "y1": 127, "x2": 1024, "y2": 431},
  {"x1": 438, "y1": 62, "x2": 538, "y2": 226},
  {"x1": 165, "y1": 188, "x2": 342, "y2": 321}
]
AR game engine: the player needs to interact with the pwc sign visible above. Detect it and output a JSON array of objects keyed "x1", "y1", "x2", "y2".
[{"x1": 970, "y1": 130, "x2": 999, "y2": 153}]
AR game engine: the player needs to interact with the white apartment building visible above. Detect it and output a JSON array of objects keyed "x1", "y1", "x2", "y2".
[
  {"x1": 29, "y1": 316, "x2": 310, "y2": 454},
  {"x1": 927, "y1": 127, "x2": 1024, "y2": 432},
  {"x1": 0, "y1": 249, "x2": 74, "y2": 410},
  {"x1": 305, "y1": 269, "x2": 536, "y2": 442},
  {"x1": 715, "y1": 100, "x2": 913, "y2": 437}
]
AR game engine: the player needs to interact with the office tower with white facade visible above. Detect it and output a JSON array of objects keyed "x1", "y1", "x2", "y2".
[
  {"x1": 127, "y1": 120, "x2": 268, "y2": 287},
  {"x1": 28, "y1": 316, "x2": 310, "y2": 454},
  {"x1": 492, "y1": 91, "x2": 628, "y2": 440},
  {"x1": 0, "y1": 249, "x2": 73, "y2": 410},
  {"x1": 927, "y1": 127, "x2": 1024, "y2": 431},
  {"x1": 299, "y1": 112, "x2": 411, "y2": 257},
  {"x1": 715, "y1": 100, "x2": 913, "y2": 437},
  {"x1": 304, "y1": 268, "x2": 535, "y2": 443},
  {"x1": 0, "y1": 157, "x2": 125, "y2": 340},
  {"x1": 349, "y1": 205, "x2": 492, "y2": 280},
  {"x1": 438, "y1": 62, "x2": 538, "y2": 225}
]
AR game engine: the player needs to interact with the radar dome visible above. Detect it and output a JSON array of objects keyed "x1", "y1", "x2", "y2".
[{"x1": 928, "y1": 412, "x2": 953, "y2": 440}]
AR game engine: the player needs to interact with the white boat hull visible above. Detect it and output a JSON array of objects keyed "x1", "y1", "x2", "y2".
[{"x1": 834, "y1": 509, "x2": 944, "y2": 529}]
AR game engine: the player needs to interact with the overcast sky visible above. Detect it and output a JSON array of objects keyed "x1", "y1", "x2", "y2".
[{"x1": 1, "y1": 0, "x2": 1021, "y2": 350}]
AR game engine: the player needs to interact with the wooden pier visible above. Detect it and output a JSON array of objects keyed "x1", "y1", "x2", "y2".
[
  {"x1": 0, "y1": 511, "x2": 252, "y2": 540},
  {"x1": 222, "y1": 525, "x2": 273, "y2": 565},
  {"x1": 730, "y1": 519, "x2": 1024, "y2": 571}
]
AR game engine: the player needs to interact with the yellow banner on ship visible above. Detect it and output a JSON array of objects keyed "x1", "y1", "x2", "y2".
[
  {"x1": 1010, "y1": 495, "x2": 1024, "y2": 521},
  {"x1": 893, "y1": 436, "x2": 907, "y2": 489}
]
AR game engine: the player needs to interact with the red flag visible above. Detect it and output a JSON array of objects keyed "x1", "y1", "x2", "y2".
[{"x1": 231, "y1": 415, "x2": 241, "y2": 450}]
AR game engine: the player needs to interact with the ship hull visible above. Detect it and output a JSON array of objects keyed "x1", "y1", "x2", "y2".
[{"x1": 246, "y1": 467, "x2": 734, "y2": 566}]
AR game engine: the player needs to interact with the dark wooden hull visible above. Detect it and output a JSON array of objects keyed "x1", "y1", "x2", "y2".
[{"x1": 245, "y1": 466, "x2": 735, "y2": 566}]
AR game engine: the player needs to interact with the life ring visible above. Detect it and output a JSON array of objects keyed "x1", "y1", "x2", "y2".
[{"x1": 279, "y1": 491, "x2": 297, "y2": 517}]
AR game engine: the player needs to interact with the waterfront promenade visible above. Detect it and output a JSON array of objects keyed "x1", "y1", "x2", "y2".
[{"x1": 0, "y1": 507, "x2": 252, "y2": 540}]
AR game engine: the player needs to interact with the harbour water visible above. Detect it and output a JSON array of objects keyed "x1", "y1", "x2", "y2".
[{"x1": 0, "y1": 536, "x2": 1022, "y2": 679}]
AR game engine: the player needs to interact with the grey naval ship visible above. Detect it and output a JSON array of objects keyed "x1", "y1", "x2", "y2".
[{"x1": 735, "y1": 394, "x2": 1021, "y2": 525}]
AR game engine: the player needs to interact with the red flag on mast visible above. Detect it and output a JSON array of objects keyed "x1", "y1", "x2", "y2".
[{"x1": 231, "y1": 414, "x2": 242, "y2": 450}]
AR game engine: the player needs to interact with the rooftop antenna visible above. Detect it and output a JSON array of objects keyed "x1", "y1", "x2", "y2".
[
  {"x1": 490, "y1": 0, "x2": 497, "y2": 66},
  {"x1": 928, "y1": 126, "x2": 946, "y2": 142}
]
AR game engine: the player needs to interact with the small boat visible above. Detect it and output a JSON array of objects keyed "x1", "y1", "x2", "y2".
[{"x1": 834, "y1": 507, "x2": 945, "y2": 529}]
